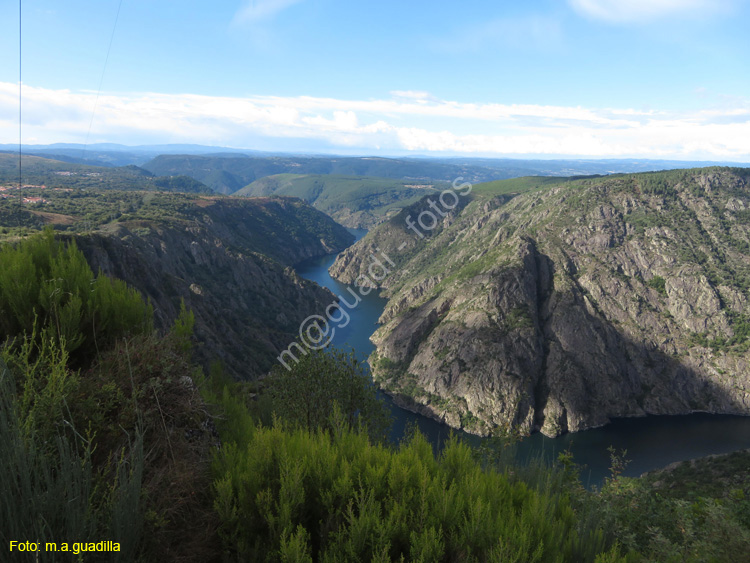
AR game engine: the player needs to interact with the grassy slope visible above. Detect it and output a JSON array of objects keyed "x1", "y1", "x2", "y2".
[{"x1": 234, "y1": 173, "x2": 442, "y2": 228}]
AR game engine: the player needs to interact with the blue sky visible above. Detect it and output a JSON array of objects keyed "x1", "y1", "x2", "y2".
[{"x1": 1, "y1": 0, "x2": 749, "y2": 159}]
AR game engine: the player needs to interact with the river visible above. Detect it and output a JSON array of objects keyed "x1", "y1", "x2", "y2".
[{"x1": 295, "y1": 231, "x2": 750, "y2": 488}]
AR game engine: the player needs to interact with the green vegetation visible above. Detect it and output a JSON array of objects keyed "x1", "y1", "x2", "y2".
[
  {"x1": 235, "y1": 174, "x2": 443, "y2": 228},
  {"x1": 210, "y1": 390, "x2": 625, "y2": 562},
  {"x1": 455, "y1": 251, "x2": 503, "y2": 282},
  {"x1": 0, "y1": 187, "x2": 212, "y2": 236},
  {"x1": 690, "y1": 312, "x2": 750, "y2": 352},
  {"x1": 470, "y1": 175, "x2": 569, "y2": 197},
  {"x1": 594, "y1": 460, "x2": 750, "y2": 561},
  {"x1": 646, "y1": 275, "x2": 667, "y2": 295},
  {"x1": 640, "y1": 450, "x2": 750, "y2": 501},
  {"x1": 260, "y1": 348, "x2": 392, "y2": 443},
  {"x1": 0, "y1": 360, "x2": 145, "y2": 562},
  {"x1": 142, "y1": 154, "x2": 512, "y2": 195},
  {"x1": 0, "y1": 231, "x2": 219, "y2": 562},
  {"x1": 0, "y1": 229, "x2": 153, "y2": 362},
  {"x1": 206, "y1": 357, "x2": 750, "y2": 562},
  {"x1": 505, "y1": 304, "x2": 535, "y2": 331},
  {"x1": 4, "y1": 173, "x2": 750, "y2": 562},
  {"x1": 0, "y1": 188, "x2": 353, "y2": 267},
  {"x1": 0, "y1": 153, "x2": 212, "y2": 193}
]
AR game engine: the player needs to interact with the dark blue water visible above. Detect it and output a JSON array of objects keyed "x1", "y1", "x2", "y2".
[{"x1": 296, "y1": 230, "x2": 750, "y2": 488}]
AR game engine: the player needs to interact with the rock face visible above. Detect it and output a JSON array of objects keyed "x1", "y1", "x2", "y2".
[
  {"x1": 330, "y1": 168, "x2": 750, "y2": 436},
  {"x1": 72, "y1": 197, "x2": 353, "y2": 379}
]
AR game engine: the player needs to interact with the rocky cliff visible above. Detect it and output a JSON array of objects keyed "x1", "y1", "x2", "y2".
[
  {"x1": 72, "y1": 196, "x2": 353, "y2": 378},
  {"x1": 330, "y1": 168, "x2": 750, "y2": 436}
]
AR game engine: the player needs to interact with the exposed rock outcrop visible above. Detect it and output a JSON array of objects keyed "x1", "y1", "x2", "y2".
[
  {"x1": 73, "y1": 197, "x2": 353, "y2": 379},
  {"x1": 331, "y1": 168, "x2": 750, "y2": 436}
]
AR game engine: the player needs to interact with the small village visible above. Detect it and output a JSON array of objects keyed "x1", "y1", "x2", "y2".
[{"x1": 0, "y1": 185, "x2": 49, "y2": 204}]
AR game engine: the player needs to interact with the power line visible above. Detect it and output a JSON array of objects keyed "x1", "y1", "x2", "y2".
[
  {"x1": 82, "y1": 0, "x2": 124, "y2": 160},
  {"x1": 18, "y1": 0, "x2": 22, "y2": 211}
]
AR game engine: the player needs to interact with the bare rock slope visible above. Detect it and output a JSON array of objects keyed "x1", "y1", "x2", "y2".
[
  {"x1": 330, "y1": 168, "x2": 750, "y2": 436},
  {"x1": 74, "y1": 196, "x2": 353, "y2": 379}
]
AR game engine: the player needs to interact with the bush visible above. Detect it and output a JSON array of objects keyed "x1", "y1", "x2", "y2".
[
  {"x1": 264, "y1": 348, "x2": 392, "y2": 443},
  {"x1": 213, "y1": 419, "x2": 625, "y2": 562},
  {"x1": 596, "y1": 476, "x2": 750, "y2": 562},
  {"x1": 210, "y1": 381, "x2": 625, "y2": 562},
  {"x1": 0, "y1": 231, "x2": 219, "y2": 562},
  {"x1": 646, "y1": 275, "x2": 667, "y2": 295},
  {"x1": 0, "y1": 357, "x2": 144, "y2": 563},
  {"x1": 0, "y1": 229, "x2": 153, "y2": 364}
]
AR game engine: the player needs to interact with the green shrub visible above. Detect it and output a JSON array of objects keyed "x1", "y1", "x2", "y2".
[
  {"x1": 597, "y1": 476, "x2": 750, "y2": 562},
  {"x1": 0, "y1": 327, "x2": 78, "y2": 444},
  {"x1": 647, "y1": 275, "x2": 667, "y2": 295},
  {"x1": 264, "y1": 348, "x2": 391, "y2": 443},
  {"x1": 0, "y1": 229, "x2": 153, "y2": 364},
  {"x1": 211, "y1": 408, "x2": 625, "y2": 562},
  {"x1": 0, "y1": 231, "x2": 219, "y2": 562},
  {"x1": 0, "y1": 358, "x2": 144, "y2": 563}
]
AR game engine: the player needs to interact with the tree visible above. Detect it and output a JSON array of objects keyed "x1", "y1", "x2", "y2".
[{"x1": 265, "y1": 348, "x2": 391, "y2": 442}]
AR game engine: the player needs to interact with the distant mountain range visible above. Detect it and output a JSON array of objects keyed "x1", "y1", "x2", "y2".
[
  {"x1": 142, "y1": 152, "x2": 750, "y2": 195},
  {"x1": 2, "y1": 142, "x2": 746, "y2": 179},
  {"x1": 0, "y1": 143, "x2": 276, "y2": 167},
  {"x1": 140, "y1": 154, "x2": 527, "y2": 194}
]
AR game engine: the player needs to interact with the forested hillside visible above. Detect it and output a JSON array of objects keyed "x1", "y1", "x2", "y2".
[
  {"x1": 142, "y1": 154, "x2": 519, "y2": 194},
  {"x1": 0, "y1": 153, "x2": 211, "y2": 193}
]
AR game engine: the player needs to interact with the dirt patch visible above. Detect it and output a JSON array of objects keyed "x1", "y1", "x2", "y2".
[
  {"x1": 194, "y1": 197, "x2": 218, "y2": 208},
  {"x1": 30, "y1": 210, "x2": 76, "y2": 225}
]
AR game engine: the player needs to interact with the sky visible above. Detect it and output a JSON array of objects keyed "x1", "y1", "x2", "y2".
[{"x1": 0, "y1": 0, "x2": 749, "y2": 160}]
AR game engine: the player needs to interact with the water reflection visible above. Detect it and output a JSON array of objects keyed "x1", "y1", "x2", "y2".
[{"x1": 295, "y1": 231, "x2": 750, "y2": 488}]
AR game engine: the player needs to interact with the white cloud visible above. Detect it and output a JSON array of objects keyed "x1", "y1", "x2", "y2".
[
  {"x1": 1, "y1": 82, "x2": 749, "y2": 160},
  {"x1": 234, "y1": 0, "x2": 304, "y2": 24},
  {"x1": 390, "y1": 91, "x2": 436, "y2": 104},
  {"x1": 568, "y1": 0, "x2": 736, "y2": 23}
]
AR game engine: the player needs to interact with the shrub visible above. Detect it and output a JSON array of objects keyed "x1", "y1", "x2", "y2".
[
  {"x1": 0, "y1": 229, "x2": 153, "y2": 365},
  {"x1": 0, "y1": 231, "x2": 219, "y2": 562},
  {"x1": 0, "y1": 357, "x2": 144, "y2": 563},
  {"x1": 212, "y1": 420, "x2": 625, "y2": 562},
  {"x1": 647, "y1": 275, "x2": 667, "y2": 295},
  {"x1": 264, "y1": 348, "x2": 391, "y2": 443}
]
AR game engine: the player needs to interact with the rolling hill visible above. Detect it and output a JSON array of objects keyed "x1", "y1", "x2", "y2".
[
  {"x1": 0, "y1": 153, "x2": 212, "y2": 193},
  {"x1": 142, "y1": 154, "x2": 526, "y2": 194},
  {"x1": 234, "y1": 173, "x2": 443, "y2": 229}
]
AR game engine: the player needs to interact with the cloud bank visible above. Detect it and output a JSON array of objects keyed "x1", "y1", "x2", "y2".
[{"x1": 1, "y1": 82, "x2": 748, "y2": 160}]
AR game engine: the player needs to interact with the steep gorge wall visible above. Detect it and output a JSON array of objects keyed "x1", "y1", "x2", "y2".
[
  {"x1": 331, "y1": 168, "x2": 750, "y2": 436},
  {"x1": 71, "y1": 198, "x2": 353, "y2": 379}
]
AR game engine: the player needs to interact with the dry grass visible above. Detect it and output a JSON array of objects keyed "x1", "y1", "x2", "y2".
[{"x1": 29, "y1": 210, "x2": 76, "y2": 225}]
